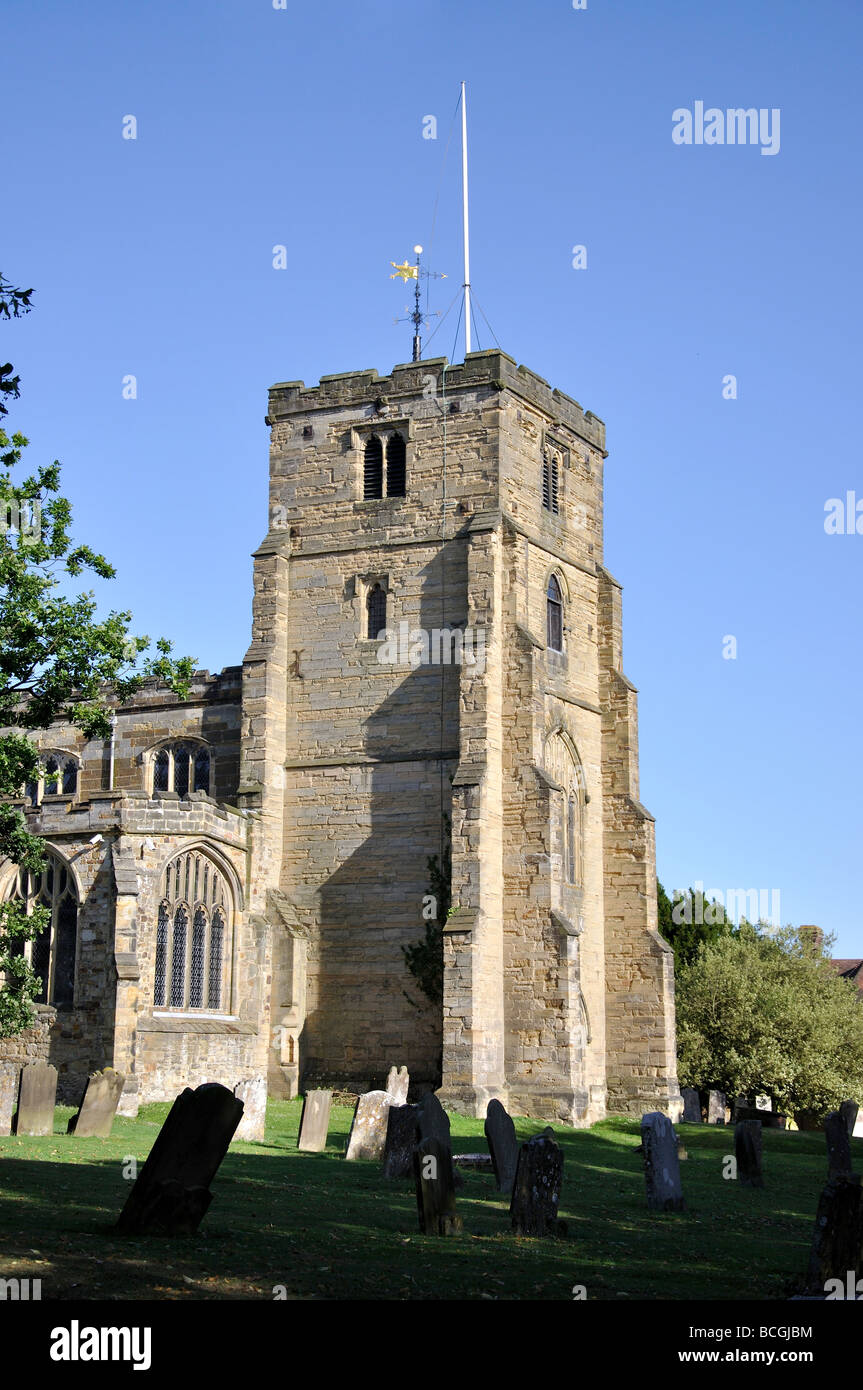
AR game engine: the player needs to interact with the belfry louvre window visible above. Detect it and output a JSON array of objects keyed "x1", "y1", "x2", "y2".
[
  {"x1": 4, "y1": 853, "x2": 78, "y2": 1005},
  {"x1": 367, "y1": 583, "x2": 387, "y2": 639},
  {"x1": 547, "y1": 574, "x2": 564, "y2": 652},
  {"x1": 363, "y1": 435, "x2": 384, "y2": 499},
  {"x1": 153, "y1": 851, "x2": 230, "y2": 1012},
  {"x1": 151, "y1": 743, "x2": 211, "y2": 797},
  {"x1": 542, "y1": 453, "x2": 560, "y2": 515},
  {"x1": 25, "y1": 754, "x2": 79, "y2": 806},
  {"x1": 386, "y1": 434, "x2": 406, "y2": 496}
]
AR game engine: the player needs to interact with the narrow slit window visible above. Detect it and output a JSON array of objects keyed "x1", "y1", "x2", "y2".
[
  {"x1": 386, "y1": 433, "x2": 406, "y2": 497},
  {"x1": 367, "y1": 583, "x2": 387, "y2": 639},
  {"x1": 363, "y1": 436, "x2": 383, "y2": 499},
  {"x1": 547, "y1": 574, "x2": 563, "y2": 652}
]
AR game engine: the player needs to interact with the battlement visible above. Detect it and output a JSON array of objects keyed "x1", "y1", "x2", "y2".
[{"x1": 268, "y1": 349, "x2": 606, "y2": 454}]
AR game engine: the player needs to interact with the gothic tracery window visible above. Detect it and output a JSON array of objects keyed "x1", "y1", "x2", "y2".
[
  {"x1": 149, "y1": 742, "x2": 211, "y2": 797},
  {"x1": 3, "y1": 852, "x2": 78, "y2": 1005},
  {"x1": 153, "y1": 850, "x2": 231, "y2": 1012},
  {"x1": 24, "y1": 754, "x2": 79, "y2": 806}
]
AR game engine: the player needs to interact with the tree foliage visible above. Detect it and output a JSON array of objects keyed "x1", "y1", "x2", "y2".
[
  {"x1": 676, "y1": 923, "x2": 863, "y2": 1115},
  {"x1": 402, "y1": 814, "x2": 451, "y2": 1009},
  {"x1": 0, "y1": 272, "x2": 194, "y2": 1036},
  {"x1": 657, "y1": 879, "x2": 734, "y2": 970}
]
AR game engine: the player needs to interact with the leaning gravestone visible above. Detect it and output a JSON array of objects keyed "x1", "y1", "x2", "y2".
[
  {"x1": 510, "y1": 1129, "x2": 566, "y2": 1237},
  {"x1": 840, "y1": 1100, "x2": 859, "y2": 1138},
  {"x1": 681, "y1": 1088, "x2": 702, "y2": 1124},
  {"x1": 382, "y1": 1102, "x2": 419, "y2": 1178},
  {"x1": 116, "y1": 1082, "x2": 243, "y2": 1236},
  {"x1": 297, "y1": 1090, "x2": 332, "y2": 1152},
  {"x1": 414, "y1": 1136, "x2": 462, "y2": 1236},
  {"x1": 15, "y1": 1061, "x2": 58, "y2": 1137},
  {"x1": 803, "y1": 1174, "x2": 863, "y2": 1294},
  {"x1": 641, "y1": 1111, "x2": 685, "y2": 1212},
  {"x1": 0, "y1": 1063, "x2": 19, "y2": 1137},
  {"x1": 825, "y1": 1110, "x2": 853, "y2": 1180},
  {"x1": 416, "y1": 1091, "x2": 462, "y2": 1185},
  {"x1": 385, "y1": 1066, "x2": 409, "y2": 1105},
  {"x1": 68, "y1": 1068, "x2": 125, "y2": 1138},
  {"x1": 735, "y1": 1119, "x2": 764, "y2": 1188},
  {"x1": 345, "y1": 1090, "x2": 391, "y2": 1161},
  {"x1": 484, "y1": 1098, "x2": 519, "y2": 1194},
  {"x1": 707, "y1": 1090, "x2": 726, "y2": 1125},
  {"x1": 232, "y1": 1076, "x2": 267, "y2": 1143}
]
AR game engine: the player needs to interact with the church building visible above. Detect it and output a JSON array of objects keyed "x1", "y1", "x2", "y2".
[{"x1": 1, "y1": 349, "x2": 681, "y2": 1125}]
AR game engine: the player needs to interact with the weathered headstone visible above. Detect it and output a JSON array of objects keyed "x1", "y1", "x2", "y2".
[
  {"x1": 735, "y1": 1103, "x2": 786, "y2": 1130},
  {"x1": 382, "y1": 1102, "x2": 418, "y2": 1178},
  {"x1": 68, "y1": 1068, "x2": 125, "y2": 1138},
  {"x1": 510, "y1": 1128, "x2": 566, "y2": 1237},
  {"x1": 297, "y1": 1089, "x2": 332, "y2": 1152},
  {"x1": 0, "y1": 1063, "x2": 19, "y2": 1138},
  {"x1": 232, "y1": 1076, "x2": 267, "y2": 1143},
  {"x1": 734, "y1": 1119, "x2": 764, "y2": 1187},
  {"x1": 707, "y1": 1089, "x2": 726, "y2": 1125},
  {"x1": 804, "y1": 1174, "x2": 863, "y2": 1295},
  {"x1": 414, "y1": 1136, "x2": 462, "y2": 1236},
  {"x1": 385, "y1": 1066, "x2": 409, "y2": 1105},
  {"x1": 345, "y1": 1089, "x2": 391, "y2": 1161},
  {"x1": 825, "y1": 1110, "x2": 853, "y2": 1180},
  {"x1": 641, "y1": 1111, "x2": 685, "y2": 1212},
  {"x1": 14, "y1": 1061, "x2": 58, "y2": 1137},
  {"x1": 755, "y1": 1094, "x2": 772, "y2": 1111},
  {"x1": 840, "y1": 1100, "x2": 859, "y2": 1138},
  {"x1": 416, "y1": 1090, "x2": 462, "y2": 1187},
  {"x1": 116, "y1": 1082, "x2": 243, "y2": 1236},
  {"x1": 453, "y1": 1153, "x2": 493, "y2": 1171},
  {"x1": 681, "y1": 1088, "x2": 701, "y2": 1124},
  {"x1": 484, "y1": 1098, "x2": 519, "y2": 1194}
]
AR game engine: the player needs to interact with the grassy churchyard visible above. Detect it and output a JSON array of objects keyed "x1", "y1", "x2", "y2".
[{"x1": 0, "y1": 1099, "x2": 854, "y2": 1301}]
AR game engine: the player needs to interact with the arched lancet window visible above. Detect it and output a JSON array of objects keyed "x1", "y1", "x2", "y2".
[
  {"x1": 367, "y1": 583, "x2": 387, "y2": 639},
  {"x1": 3, "y1": 851, "x2": 78, "y2": 1005},
  {"x1": 386, "y1": 433, "x2": 406, "y2": 497},
  {"x1": 149, "y1": 742, "x2": 212, "y2": 797},
  {"x1": 547, "y1": 574, "x2": 563, "y2": 652},
  {"x1": 363, "y1": 435, "x2": 383, "y2": 499},
  {"x1": 23, "y1": 753, "x2": 79, "y2": 806},
  {"x1": 545, "y1": 732, "x2": 585, "y2": 889},
  {"x1": 154, "y1": 850, "x2": 232, "y2": 1013}
]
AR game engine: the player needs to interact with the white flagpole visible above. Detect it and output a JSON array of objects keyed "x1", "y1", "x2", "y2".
[{"x1": 461, "y1": 80, "x2": 471, "y2": 358}]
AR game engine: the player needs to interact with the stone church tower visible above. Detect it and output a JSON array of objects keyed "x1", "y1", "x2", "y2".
[
  {"x1": 0, "y1": 348, "x2": 680, "y2": 1126},
  {"x1": 241, "y1": 349, "x2": 680, "y2": 1123}
]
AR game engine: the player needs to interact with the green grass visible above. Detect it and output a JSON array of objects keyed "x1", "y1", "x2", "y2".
[{"x1": 0, "y1": 1101, "x2": 853, "y2": 1300}]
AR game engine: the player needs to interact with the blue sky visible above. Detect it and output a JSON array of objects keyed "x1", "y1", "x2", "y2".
[{"x1": 3, "y1": 0, "x2": 861, "y2": 950}]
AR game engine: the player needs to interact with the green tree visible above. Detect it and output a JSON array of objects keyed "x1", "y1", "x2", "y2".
[
  {"x1": 0, "y1": 273, "x2": 194, "y2": 1036},
  {"x1": 657, "y1": 878, "x2": 734, "y2": 969},
  {"x1": 676, "y1": 922, "x2": 863, "y2": 1115},
  {"x1": 402, "y1": 814, "x2": 451, "y2": 1009}
]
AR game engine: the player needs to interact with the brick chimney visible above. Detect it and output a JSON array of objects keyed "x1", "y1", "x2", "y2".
[{"x1": 799, "y1": 925, "x2": 824, "y2": 953}]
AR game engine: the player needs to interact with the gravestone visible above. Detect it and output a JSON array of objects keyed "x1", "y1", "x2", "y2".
[
  {"x1": 840, "y1": 1100, "x2": 859, "y2": 1137},
  {"x1": 825, "y1": 1110, "x2": 853, "y2": 1180},
  {"x1": 734, "y1": 1119, "x2": 764, "y2": 1187},
  {"x1": 707, "y1": 1090, "x2": 726, "y2": 1125},
  {"x1": 416, "y1": 1090, "x2": 461, "y2": 1187},
  {"x1": 233, "y1": 1076, "x2": 267, "y2": 1143},
  {"x1": 510, "y1": 1129, "x2": 566, "y2": 1237},
  {"x1": 641, "y1": 1111, "x2": 685, "y2": 1212},
  {"x1": 0, "y1": 1063, "x2": 18, "y2": 1137},
  {"x1": 735, "y1": 1103, "x2": 786, "y2": 1130},
  {"x1": 382, "y1": 1102, "x2": 418, "y2": 1178},
  {"x1": 15, "y1": 1061, "x2": 58, "y2": 1137},
  {"x1": 755, "y1": 1094, "x2": 772, "y2": 1111},
  {"x1": 681, "y1": 1088, "x2": 701, "y2": 1124},
  {"x1": 345, "y1": 1090, "x2": 391, "y2": 1161},
  {"x1": 297, "y1": 1089, "x2": 332, "y2": 1153},
  {"x1": 414, "y1": 1136, "x2": 462, "y2": 1236},
  {"x1": 804, "y1": 1174, "x2": 863, "y2": 1294},
  {"x1": 68, "y1": 1068, "x2": 125, "y2": 1138},
  {"x1": 453, "y1": 1153, "x2": 493, "y2": 1171},
  {"x1": 484, "y1": 1098, "x2": 519, "y2": 1194},
  {"x1": 116, "y1": 1082, "x2": 243, "y2": 1236},
  {"x1": 385, "y1": 1066, "x2": 409, "y2": 1105}
]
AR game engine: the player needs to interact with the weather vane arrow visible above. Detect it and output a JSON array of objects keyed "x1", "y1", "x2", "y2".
[{"x1": 389, "y1": 245, "x2": 446, "y2": 362}]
